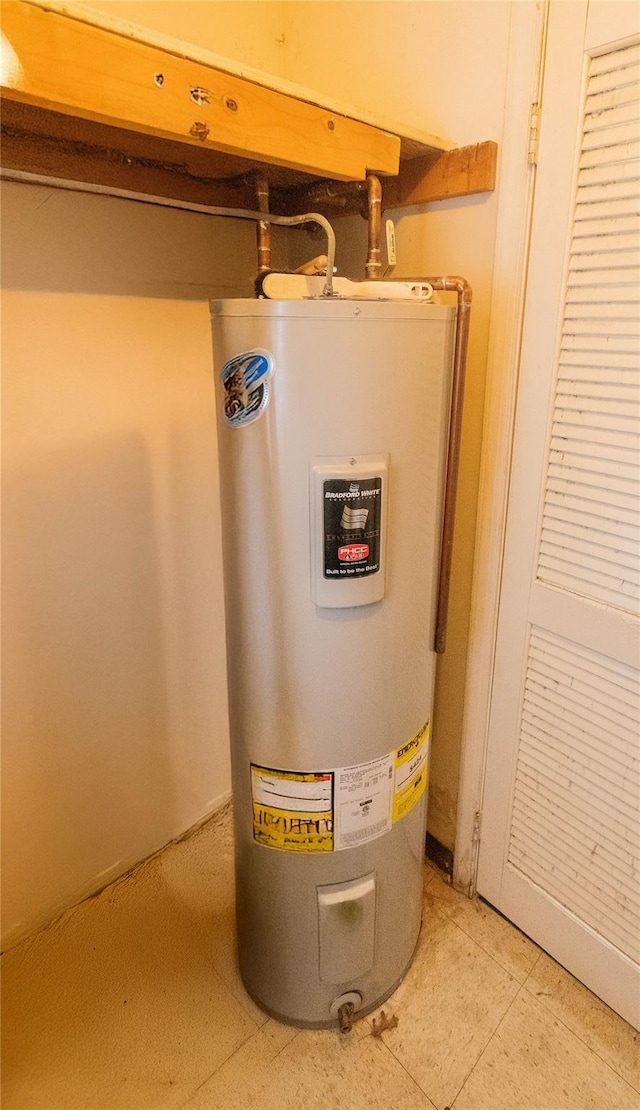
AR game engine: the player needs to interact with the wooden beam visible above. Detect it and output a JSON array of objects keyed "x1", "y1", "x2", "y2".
[
  {"x1": 0, "y1": 0, "x2": 400, "y2": 181},
  {"x1": 277, "y1": 141, "x2": 498, "y2": 217},
  {"x1": 0, "y1": 122, "x2": 252, "y2": 209},
  {"x1": 386, "y1": 142, "x2": 498, "y2": 208},
  {"x1": 0, "y1": 100, "x2": 323, "y2": 210}
]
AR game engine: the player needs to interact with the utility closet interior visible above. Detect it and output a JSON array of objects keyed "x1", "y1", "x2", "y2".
[
  {"x1": 4, "y1": 1, "x2": 640, "y2": 1101},
  {"x1": 2, "y1": 0, "x2": 506, "y2": 950}
]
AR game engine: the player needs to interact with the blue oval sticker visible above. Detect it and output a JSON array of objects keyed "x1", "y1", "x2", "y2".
[{"x1": 221, "y1": 348, "x2": 275, "y2": 428}]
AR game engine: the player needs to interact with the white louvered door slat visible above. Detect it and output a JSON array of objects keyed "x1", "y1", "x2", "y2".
[
  {"x1": 581, "y1": 142, "x2": 640, "y2": 169},
  {"x1": 549, "y1": 439, "x2": 638, "y2": 475},
  {"x1": 589, "y1": 38, "x2": 640, "y2": 68},
  {"x1": 572, "y1": 229, "x2": 639, "y2": 252},
  {"x1": 579, "y1": 160, "x2": 640, "y2": 186},
  {"x1": 477, "y1": 0, "x2": 640, "y2": 1030},
  {"x1": 560, "y1": 347, "x2": 639, "y2": 364},
  {"x1": 585, "y1": 101, "x2": 640, "y2": 131},
  {"x1": 569, "y1": 250, "x2": 640, "y2": 271}
]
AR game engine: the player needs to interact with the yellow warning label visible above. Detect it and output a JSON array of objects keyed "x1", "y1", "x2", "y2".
[
  {"x1": 251, "y1": 765, "x2": 334, "y2": 852},
  {"x1": 392, "y1": 721, "x2": 430, "y2": 823}
]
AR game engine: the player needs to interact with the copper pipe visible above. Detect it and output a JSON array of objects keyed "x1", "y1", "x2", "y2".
[
  {"x1": 254, "y1": 171, "x2": 271, "y2": 272},
  {"x1": 289, "y1": 179, "x2": 365, "y2": 212},
  {"x1": 410, "y1": 276, "x2": 472, "y2": 654},
  {"x1": 299, "y1": 181, "x2": 356, "y2": 207},
  {"x1": 307, "y1": 174, "x2": 381, "y2": 261},
  {"x1": 365, "y1": 173, "x2": 383, "y2": 279}
]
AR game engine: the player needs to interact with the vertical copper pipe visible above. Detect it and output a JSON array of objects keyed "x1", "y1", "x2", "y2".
[
  {"x1": 365, "y1": 173, "x2": 383, "y2": 279},
  {"x1": 254, "y1": 171, "x2": 271, "y2": 272},
  {"x1": 417, "y1": 277, "x2": 472, "y2": 654}
]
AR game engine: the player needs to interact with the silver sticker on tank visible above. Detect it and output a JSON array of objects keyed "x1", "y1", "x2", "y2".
[{"x1": 221, "y1": 348, "x2": 275, "y2": 428}]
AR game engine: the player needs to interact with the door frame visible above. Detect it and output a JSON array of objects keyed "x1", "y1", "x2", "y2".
[{"x1": 453, "y1": 0, "x2": 549, "y2": 894}]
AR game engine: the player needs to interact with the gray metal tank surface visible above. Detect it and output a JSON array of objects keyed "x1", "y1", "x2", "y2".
[{"x1": 211, "y1": 298, "x2": 456, "y2": 1027}]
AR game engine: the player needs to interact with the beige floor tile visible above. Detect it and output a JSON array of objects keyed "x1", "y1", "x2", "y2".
[
  {"x1": 159, "y1": 803, "x2": 235, "y2": 905},
  {"x1": 205, "y1": 899, "x2": 270, "y2": 1026},
  {"x1": 4, "y1": 807, "x2": 636, "y2": 1110},
  {"x1": 158, "y1": 806, "x2": 267, "y2": 1027},
  {"x1": 424, "y1": 869, "x2": 540, "y2": 983},
  {"x1": 1, "y1": 840, "x2": 258, "y2": 1110},
  {"x1": 183, "y1": 1016, "x2": 437, "y2": 1110},
  {"x1": 526, "y1": 952, "x2": 640, "y2": 1093},
  {"x1": 379, "y1": 900, "x2": 520, "y2": 1110},
  {"x1": 454, "y1": 988, "x2": 639, "y2": 1110}
]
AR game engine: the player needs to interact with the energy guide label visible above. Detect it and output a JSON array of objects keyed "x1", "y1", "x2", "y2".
[
  {"x1": 250, "y1": 722, "x2": 430, "y2": 853},
  {"x1": 393, "y1": 721, "x2": 430, "y2": 823}
]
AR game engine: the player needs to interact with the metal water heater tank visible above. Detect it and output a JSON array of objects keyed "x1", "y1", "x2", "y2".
[{"x1": 211, "y1": 296, "x2": 456, "y2": 1028}]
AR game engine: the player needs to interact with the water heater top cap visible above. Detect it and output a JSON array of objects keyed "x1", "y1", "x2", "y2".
[
  {"x1": 257, "y1": 274, "x2": 435, "y2": 302},
  {"x1": 210, "y1": 298, "x2": 456, "y2": 322}
]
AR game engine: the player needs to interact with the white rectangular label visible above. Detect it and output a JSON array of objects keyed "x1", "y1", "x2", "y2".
[
  {"x1": 251, "y1": 768, "x2": 333, "y2": 813},
  {"x1": 334, "y1": 754, "x2": 393, "y2": 851}
]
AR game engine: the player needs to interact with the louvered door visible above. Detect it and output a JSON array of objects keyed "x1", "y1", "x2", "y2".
[{"x1": 477, "y1": 0, "x2": 640, "y2": 1029}]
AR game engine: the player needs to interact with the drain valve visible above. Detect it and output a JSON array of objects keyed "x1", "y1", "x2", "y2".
[
  {"x1": 330, "y1": 991, "x2": 362, "y2": 1035},
  {"x1": 337, "y1": 1001, "x2": 355, "y2": 1034}
]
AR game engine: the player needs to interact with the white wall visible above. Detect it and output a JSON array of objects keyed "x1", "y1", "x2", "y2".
[
  {"x1": 0, "y1": 0, "x2": 307, "y2": 949},
  {"x1": 82, "y1": 0, "x2": 289, "y2": 75},
  {"x1": 1, "y1": 184, "x2": 263, "y2": 945},
  {"x1": 2, "y1": 1, "x2": 517, "y2": 943},
  {"x1": 281, "y1": 0, "x2": 509, "y2": 147}
]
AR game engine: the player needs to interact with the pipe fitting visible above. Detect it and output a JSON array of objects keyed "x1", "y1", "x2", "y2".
[
  {"x1": 337, "y1": 1002, "x2": 355, "y2": 1034},
  {"x1": 329, "y1": 990, "x2": 362, "y2": 1034}
]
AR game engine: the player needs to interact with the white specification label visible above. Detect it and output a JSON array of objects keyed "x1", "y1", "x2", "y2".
[
  {"x1": 251, "y1": 767, "x2": 333, "y2": 812},
  {"x1": 334, "y1": 753, "x2": 394, "y2": 851}
]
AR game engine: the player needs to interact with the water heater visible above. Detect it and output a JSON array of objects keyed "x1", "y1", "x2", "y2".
[{"x1": 211, "y1": 296, "x2": 456, "y2": 1028}]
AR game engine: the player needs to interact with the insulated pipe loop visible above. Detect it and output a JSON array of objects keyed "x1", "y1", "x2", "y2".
[{"x1": 195, "y1": 206, "x2": 337, "y2": 295}]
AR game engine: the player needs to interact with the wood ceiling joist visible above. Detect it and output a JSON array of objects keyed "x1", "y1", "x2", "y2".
[
  {"x1": 0, "y1": 0, "x2": 400, "y2": 182},
  {"x1": 0, "y1": 1, "x2": 498, "y2": 213}
]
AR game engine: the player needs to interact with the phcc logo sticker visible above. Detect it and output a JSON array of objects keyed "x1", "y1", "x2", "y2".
[
  {"x1": 338, "y1": 543, "x2": 370, "y2": 562},
  {"x1": 221, "y1": 349, "x2": 275, "y2": 428}
]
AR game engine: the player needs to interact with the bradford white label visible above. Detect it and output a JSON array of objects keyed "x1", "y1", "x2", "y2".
[{"x1": 323, "y1": 477, "x2": 382, "y2": 579}]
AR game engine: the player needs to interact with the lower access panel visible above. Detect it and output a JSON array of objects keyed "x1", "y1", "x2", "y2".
[{"x1": 318, "y1": 874, "x2": 376, "y2": 984}]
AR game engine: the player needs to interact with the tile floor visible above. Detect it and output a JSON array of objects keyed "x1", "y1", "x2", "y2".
[{"x1": 2, "y1": 804, "x2": 639, "y2": 1110}]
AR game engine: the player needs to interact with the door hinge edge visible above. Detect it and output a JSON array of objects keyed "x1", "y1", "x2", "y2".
[{"x1": 528, "y1": 100, "x2": 540, "y2": 166}]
